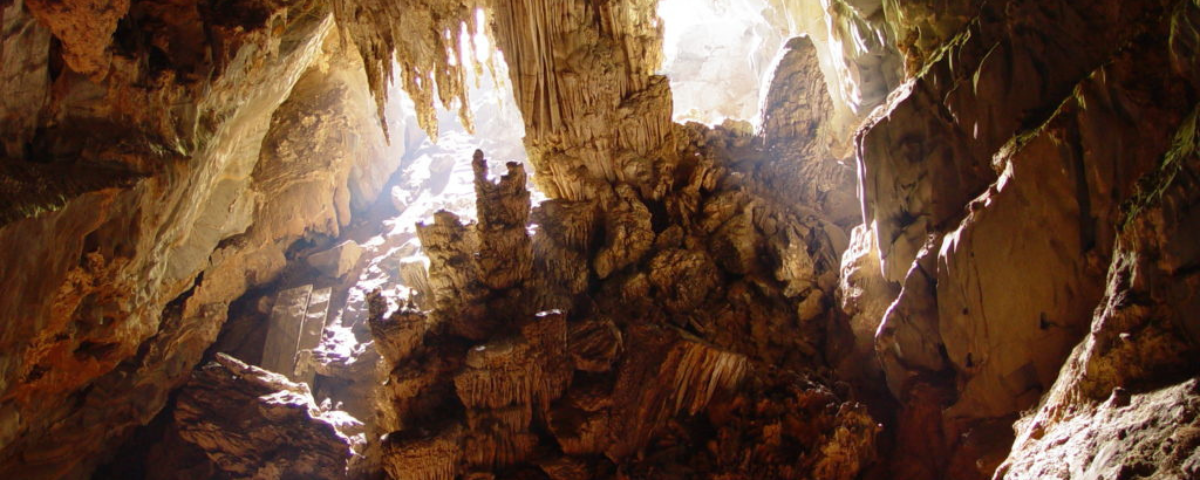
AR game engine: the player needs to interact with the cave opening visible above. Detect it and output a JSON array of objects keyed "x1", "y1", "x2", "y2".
[{"x1": 657, "y1": 0, "x2": 783, "y2": 127}]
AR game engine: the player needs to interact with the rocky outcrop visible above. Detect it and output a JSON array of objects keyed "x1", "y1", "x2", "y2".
[
  {"x1": 0, "y1": 5, "x2": 334, "y2": 475},
  {"x1": 367, "y1": 148, "x2": 878, "y2": 479},
  {"x1": 0, "y1": 0, "x2": 51, "y2": 160},
  {"x1": 350, "y1": 3, "x2": 882, "y2": 477},
  {"x1": 175, "y1": 353, "x2": 355, "y2": 479},
  {"x1": 1004, "y1": 379, "x2": 1200, "y2": 480},
  {"x1": 766, "y1": 0, "x2": 902, "y2": 135},
  {"x1": 997, "y1": 105, "x2": 1200, "y2": 479},
  {"x1": 308, "y1": 241, "x2": 365, "y2": 279},
  {"x1": 759, "y1": 35, "x2": 858, "y2": 226},
  {"x1": 835, "y1": 225, "x2": 898, "y2": 386},
  {"x1": 3, "y1": 0, "x2": 1199, "y2": 478},
  {"x1": 853, "y1": 0, "x2": 1200, "y2": 477}
]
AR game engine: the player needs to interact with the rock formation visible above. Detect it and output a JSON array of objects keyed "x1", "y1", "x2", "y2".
[
  {"x1": 368, "y1": 149, "x2": 876, "y2": 479},
  {"x1": 173, "y1": 354, "x2": 357, "y2": 479},
  {"x1": 0, "y1": 0, "x2": 1197, "y2": 478},
  {"x1": 0, "y1": 1, "x2": 395, "y2": 475},
  {"x1": 852, "y1": 0, "x2": 1200, "y2": 477}
]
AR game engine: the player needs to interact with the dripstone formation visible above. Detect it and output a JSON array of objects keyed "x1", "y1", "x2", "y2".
[{"x1": 365, "y1": 148, "x2": 875, "y2": 479}]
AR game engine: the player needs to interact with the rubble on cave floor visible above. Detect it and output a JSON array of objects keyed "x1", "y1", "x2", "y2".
[{"x1": 173, "y1": 354, "x2": 359, "y2": 479}]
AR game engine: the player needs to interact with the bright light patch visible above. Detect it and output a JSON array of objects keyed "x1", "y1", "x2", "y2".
[
  {"x1": 658, "y1": 0, "x2": 783, "y2": 127},
  {"x1": 468, "y1": 8, "x2": 491, "y2": 63},
  {"x1": 337, "y1": 16, "x2": 536, "y2": 350}
]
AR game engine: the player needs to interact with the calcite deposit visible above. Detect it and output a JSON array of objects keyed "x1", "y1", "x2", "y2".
[
  {"x1": 366, "y1": 149, "x2": 876, "y2": 479},
  {"x1": 0, "y1": 0, "x2": 1198, "y2": 478}
]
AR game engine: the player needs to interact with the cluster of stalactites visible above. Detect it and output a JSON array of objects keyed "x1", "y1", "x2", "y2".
[
  {"x1": 331, "y1": 0, "x2": 494, "y2": 139},
  {"x1": 335, "y1": 0, "x2": 677, "y2": 203}
]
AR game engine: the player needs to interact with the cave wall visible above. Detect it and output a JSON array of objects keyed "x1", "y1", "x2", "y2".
[
  {"x1": 850, "y1": 0, "x2": 1200, "y2": 478},
  {"x1": 0, "y1": 0, "x2": 404, "y2": 476}
]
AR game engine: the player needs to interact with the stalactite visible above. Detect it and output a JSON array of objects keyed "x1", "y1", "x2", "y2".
[
  {"x1": 0, "y1": 0, "x2": 1195, "y2": 477},
  {"x1": 668, "y1": 340, "x2": 749, "y2": 416},
  {"x1": 488, "y1": 0, "x2": 672, "y2": 199},
  {"x1": 330, "y1": 0, "x2": 490, "y2": 138},
  {"x1": 382, "y1": 424, "x2": 463, "y2": 480}
]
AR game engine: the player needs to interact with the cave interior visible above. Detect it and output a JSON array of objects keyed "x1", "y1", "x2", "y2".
[{"x1": 0, "y1": 0, "x2": 1199, "y2": 479}]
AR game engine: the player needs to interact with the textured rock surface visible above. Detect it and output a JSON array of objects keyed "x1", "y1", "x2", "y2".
[
  {"x1": 367, "y1": 150, "x2": 878, "y2": 479},
  {"x1": 174, "y1": 354, "x2": 354, "y2": 479},
  {"x1": 835, "y1": 224, "x2": 898, "y2": 386},
  {"x1": 757, "y1": 35, "x2": 859, "y2": 230},
  {"x1": 0, "y1": 1, "x2": 404, "y2": 475},
  {"x1": 998, "y1": 105, "x2": 1200, "y2": 479},
  {"x1": 0, "y1": 7, "x2": 336, "y2": 476},
  {"x1": 308, "y1": 241, "x2": 365, "y2": 279},
  {"x1": 852, "y1": 0, "x2": 1200, "y2": 478},
  {"x1": 766, "y1": 0, "x2": 902, "y2": 134}
]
